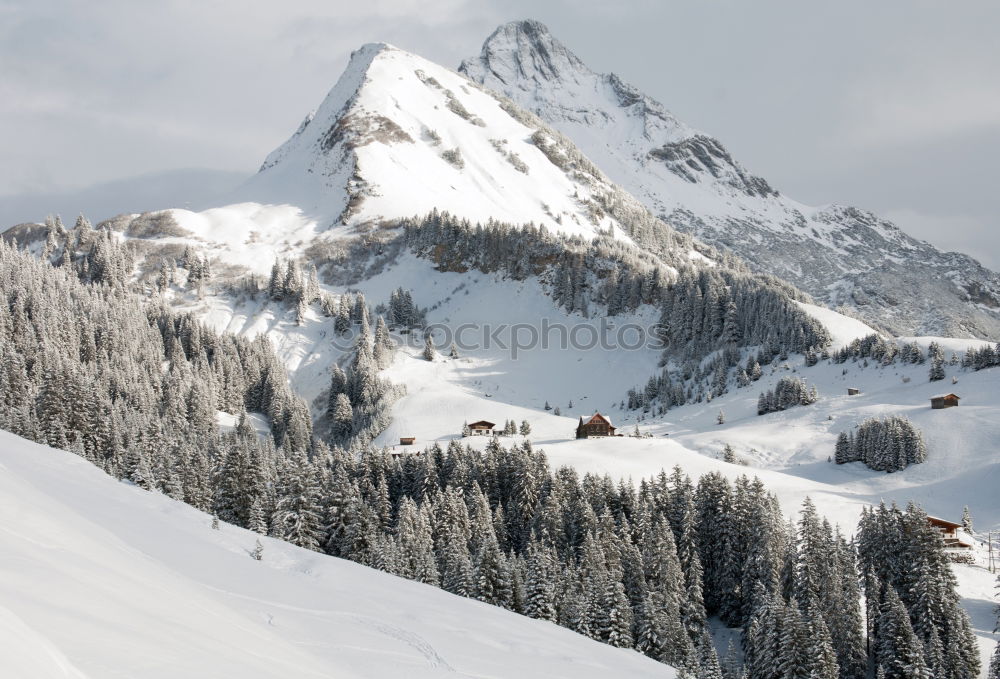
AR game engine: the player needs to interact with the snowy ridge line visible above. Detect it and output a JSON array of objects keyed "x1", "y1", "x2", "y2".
[{"x1": 461, "y1": 20, "x2": 1000, "y2": 340}]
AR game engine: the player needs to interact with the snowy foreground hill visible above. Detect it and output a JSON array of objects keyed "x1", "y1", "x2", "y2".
[{"x1": 0, "y1": 431, "x2": 673, "y2": 679}]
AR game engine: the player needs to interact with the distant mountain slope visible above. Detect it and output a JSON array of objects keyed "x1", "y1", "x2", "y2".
[
  {"x1": 0, "y1": 431, "x2": 674, "y2": 679},
  {"x1": 460, "y1": 20, "x2": 1000, "y2": 340}
]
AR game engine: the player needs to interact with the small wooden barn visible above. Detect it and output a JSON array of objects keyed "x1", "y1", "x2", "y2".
[
  {"x1": 930, "y1": 393, "x2": 960, "y2": 409},
  {"x1": 468, "y1": 420, "x2": 496, "y2": 436},
  {"x1": 926, "y1": 516, "x2": 972, "y2": 549},
  {"x1": 399, "y1": 437, "x2": 416, "y2": 446},
  {"x1": 847, "y1": 387, "x2": 861, "y2": 396},
  {"x1": 576, "y1": 413, "x2": 616, "y2": 439}
]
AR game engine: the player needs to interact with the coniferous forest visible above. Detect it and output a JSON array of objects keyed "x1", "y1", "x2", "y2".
[{"x1": 0, "y1": 236, "x2": 986, "y2": 678}]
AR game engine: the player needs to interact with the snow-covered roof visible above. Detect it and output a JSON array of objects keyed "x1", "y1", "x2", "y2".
[
  {"x1": 926, "y1": 515, "x2": 963, "y2": 529},
  {"x1": 580, "y1": 413, "x2": 614, "y2": 427}
]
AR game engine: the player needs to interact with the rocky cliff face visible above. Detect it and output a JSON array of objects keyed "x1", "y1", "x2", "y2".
[{"x1": 461, "y1": 20, "x2": 1000, "y2": 339}]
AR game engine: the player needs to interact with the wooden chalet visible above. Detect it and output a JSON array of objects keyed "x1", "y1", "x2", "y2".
[
  {"x1": 926, "y1": 515, "x2": 972, "y2": 549},
  {"x1": 930, "y1": 393, "x2": 960, "y2": 409},
  {"x1": 847, "y1": 387, "x2": 861, "y2": 396},
  {"x1": 468, "y1": 420, "x2": 496, "y2": 436},
  {"x1": 399, "y1": 437, "x2": 416, "y2": 446},
  {"x1": 576, "y1": 413, "x2": 616, "y2": 439}
]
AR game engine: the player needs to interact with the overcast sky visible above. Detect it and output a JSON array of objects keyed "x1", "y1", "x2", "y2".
[{"x1": 2, "y1": 0, "x2": 998, "y2": 267}]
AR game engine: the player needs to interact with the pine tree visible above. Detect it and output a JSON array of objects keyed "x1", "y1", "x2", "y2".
[
  {"x1": 595, "y1": 577, "x2": 633, "y2": 648},
  {"x1": 877, "y1": 587, "x2": 932, "y2": 679},
  {"x1": 676, "y1": 495, "x2": 707, "y2": 642},
  {"x1": 988, "y1": 638, "x2": 1000, "y2": 679},
  {"x1": 834, "y1": 431, "x2": 854, "y2": 464},
  {"x1": 331, "y1": 393, "x2": 353, "y2": 440},
  {"x1": 268, "y1": 260, "x2": 283, "y2": 300},
  {"x1": 519, "y1": 420, "x2": 531, "y2": 436},
  {"x1": 928, "y1": 341, "x2": 945, "y2": 381},
  {"x1": 396, "y1": 498, "x2": 440, "y2": 586},
  {"x1": 248, "y1": 496, "x2": 269, "y2": 534},
  {"x1": 523, "y1": 540, "x2": 557, "y2": 622},
  {"x1": 373, "y1": 316, "x2": 394, "y2": 369},
  {"x1": 271, "y1": 451, "x2": 324, "y2": 552},
  {"x1": 422, "y1": 334, "x2": 436, "y2": 361},
  {"x1": 252, "y1": 538, "x2": 264, "y2": 561},
  {"x1": 474, "y1": 530, "x2": 513, "y2": 609},
  {"x1": 961, "y1": 506, "x2": 973, "y2": 534}
]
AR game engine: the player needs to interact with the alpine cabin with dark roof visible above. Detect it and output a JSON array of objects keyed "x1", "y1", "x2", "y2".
[{"x1": 576, "y1": 413, "x2": 616, "y2": 439}]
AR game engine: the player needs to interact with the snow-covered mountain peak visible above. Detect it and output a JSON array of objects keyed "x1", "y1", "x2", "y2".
[
  {"x1": 233, "y1": 39, "x2": 673, "y2": 248},
  {"x1": 161, "y1": 37, "x2": 739, "y2": 278},
  {"x1": 460, "y1": 21, "x2": 692, "y2": 147},
  {"x1": 463, "y1": 21, "x2": 1000, "y2": 339},
  {"x1": 258, "y1": 42, "x2": 394, "y2": 173},
  {"x1": 462, "y1": 20, "x2": 589, "y2": 86}
]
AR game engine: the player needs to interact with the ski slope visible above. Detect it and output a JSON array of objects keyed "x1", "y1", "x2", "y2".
[{"x1": 0, "y1": 431, "x2": 675, "y2": 679}]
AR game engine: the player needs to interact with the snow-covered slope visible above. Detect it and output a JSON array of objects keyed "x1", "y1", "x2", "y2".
[
  {"x1": 51, "y1": 39, "x2": 723, "y2": 279},
  {"x1": 353, "y1": 315, "x2": 1000, "y2": 668},
  {"x1": 460, "y1": 20, "x2": 1000, "y2": 340},
  {"x1": 0, "y1": 431, "x2": 675, "y2": 679},
  {"x1": 231, "y1": 42, "x2": 668, "y2": 246}
]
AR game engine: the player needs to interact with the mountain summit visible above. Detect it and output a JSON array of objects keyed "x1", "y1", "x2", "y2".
[
  {"x1": 462, "y1": 20, "x2": 1000, "y2": 339},
  {"x1": 237, "y1": 39, "x2": 679, "y2": 253},
  {"x1": 465, "y1": 20, "x2": 590, "y2": 86}
]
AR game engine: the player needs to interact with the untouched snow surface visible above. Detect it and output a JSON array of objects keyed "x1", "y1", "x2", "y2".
[
  {"x1": 0, "y1": 432, "x2": 675, "y2": 679},
  {"x1": 794, "y1": 301, "x2": 878, "y2": 350}
]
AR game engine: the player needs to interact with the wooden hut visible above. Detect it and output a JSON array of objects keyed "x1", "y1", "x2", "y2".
[
  {"x1": 399, "y1": 437, "x2": 416, "y2": 446},
  {"x1": 930, "y1": 393, "x2": 960, "y2": 409},
  {"x1": 926, "y1": 516, "x2": 972, "y2": 549},
  {"x1": 468, "y1": 420, "x2": 496, "y2": 436},
  {"x1": 847, "y1": 387, "x2": 861, "y2": 396},
  {"x1": 576, "y1": 413, "x2": 616, "y2": 439}
]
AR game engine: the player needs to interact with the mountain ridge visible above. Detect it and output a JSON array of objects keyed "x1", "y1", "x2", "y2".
[{"x1": 460, "y1": 20, "x2": 1000, "y2": 340}]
